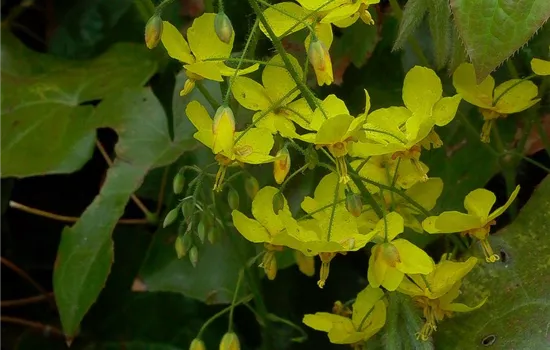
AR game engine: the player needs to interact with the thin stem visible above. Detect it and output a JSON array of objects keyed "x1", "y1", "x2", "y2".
[
  {"x1": 224, "y1": 18, "x2": 261, "y2": 104},
  {"x1": 196, "y1": 295, "x2": 253, "y2": 338},
  {"x1": 256, "y1": 0, "x2": 315, "y2": 33},
  {"x1": 249, "y1": 0, "x2": 321, "y2": 113},
  {"x1": 492, "y1": 123, "x2": 517, "y2": 216},
  {"x1": 156, "y1": 166, "x2": 170, "y2": 214},
  {"x1": 0, "y1": 258, "x2": 54, "y2": 309},
  {"x1": 509, "y1": 152, "x2": 550, "y2": 173},
  {"x1": 1, "y1": 292, "x2": 54, "y2": 307},
  {"x1": 196, "y1": 81, "x2": 221, "y2": 110},
  {"x1": 346, "y1": 161, "x2": 384, "y2": 218},
  {"x1": 0, "y1": 316, "x2": 64, "y2": 337},
  {"x1": 505, "y1": 59, "x2": 519, "y2": 79},
  {"x1": 297, "y1": 199, "x2": 346, "y2": 221},
  {"x1": 228, "y1": 270, "x2": 244, "y2": 331},
  {"x1": 355, "y1": 157, "x2": 371, "y2": 173},
  {"x1": 134, "y1": 0, "x2": 156, "y2": 22},
  {"x1": 203, "y1": 57, "x2": 282, "y2": 67},
  {"x1": 95, "y1": 140, "x2": 156, "y2": 223},
  {"x1": 326, "y1": 179, "x2": 341, "y2": 241},
  {"x1": 9, "y1": 201, "x2": 149, "y2": 225},
  {"x1": 266, "y1": 313, "x2": 308, "y2": 342},
  {"x1": 388, "y1": 0, "x2": 430, "y2": 67},
  {"x1": 280, "y1": 164, "x2": 309, "y2": 191},
  {"x1": 457, "y1": 111, "x2": 499, "y2": 156}
]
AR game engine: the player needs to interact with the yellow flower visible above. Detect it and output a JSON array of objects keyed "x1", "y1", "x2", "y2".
[
  {"x1": 423, "y1": 185, "x2": 520, "y2": 262},
  {"x1": 351, "y1": 66, "x2": 461, "y2": 180},
  {"x1": 531, "y1": 57, "x2": 550, "y2": 76},
  {"x1": 273, "y1": 147, "x2": 291, "y2": 184},
  {"x1": 161, "y1": 14, "x2": 258, "y2": 95},
  {"x1": 186, "y1": 101, "x2": 277, "y2": 190},
  {"x1": 303, "y1": 285, "x2": 386, "y2": 344},
  {"x1": 308, "y1": 37, "x2": 334, "y2": 86},
  {"x1": 453, "y1": 63, "x2": 540, "y2": 142},
  {"x1": 315, "y1": 0, "x2": 380, "y2": 28},
  {"x1": 231, "y1": 54, "x2": 313, "y2": 136},
  {"x1": 367, "y1": 212, "x2": 435, "y2": 291},
  {"x1": 398, "y1": 257, "x2": 486, "y2": 341}
]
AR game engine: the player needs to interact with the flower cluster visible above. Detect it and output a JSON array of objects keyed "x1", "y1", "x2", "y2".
[{"x1": 151, "y1": 4, "x2": 543, "y2": 347}]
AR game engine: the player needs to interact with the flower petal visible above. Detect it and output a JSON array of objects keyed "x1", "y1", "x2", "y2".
[
  {"x1": 393, "y1": 239, "x2": 434, "y2": 274},
  {"x1": 218, "y1": 62, "x2": 260, "y2": 77},
  {"x1": 452, "y1": 63, "x2": 494, "y2": 109},
  {"x1": 251, "y1": 186, "x2": 288, "y2": 235},
  {"x1": 382, "y1": 266, "x2": 404, "y2": 291},
  {"x1": 263, "y1": 54, "x2": 301, "y2": 103},
  {"x1": 351, "y1": 285, "x2": 384, "y2": 327},
  {"x1": 531, "y1": 58, "x2": 550, "y2": 76},
  {"x1": 231, "y1": 210, "x2": 271, "y2": 243},
  {"x1": 188, "y1": 13, "x2": 233, "y2": 60},
  {"x1": 432, "y1": 94, "x2": 462, "y2": 126},
  {"x1": 316, "y1": 114, "x2": 354, "y2": 145},
  {"x1": 488, "y1": 185, "x2": 520, "y2": 221},
  {"x1": 321, "y1": 2, "x2": 361, "y2": 24},
  {"x1": 464, "y1": 188, "x2": 496, "y2": 220},
  {"x1": 161, "y1": 21, "x2": 194, "y2": 64},
  {"x1": 186, "y1": 100, "x2": 213, "y2": 148},
  {"x1": 429, "y1": 257, "x2": 478, "y2": 299},
  {"x1": 285, "y1": 98, "x2": 314, "y2": 129},
  {"x1": 234, "y1": 128, "x2": 275, "y2": 164},
  {"x1": 185, "y1": 62, "x2": 224, "y2": 81},
  {"x1": 404, "y1": 177, "x2": 443, "y2": 212},
  {"x1": 426, "y1": 211, "x2": 483, "y2": 233},
  {"x1": 231, "y1": 77, "x2": 271, "y2": 111},
  {"x1": 261, "y1": 2, "x2": 312, "y2": 38},
  {"x1": 493, "y1": 79, "x2": 540, "y2": 114},
  {"x1": 403, "y1": 66, "x2": 443, "y2": 115},
  {"x1": 310, "y1": 95, "x2": 349, "y2": 130}
]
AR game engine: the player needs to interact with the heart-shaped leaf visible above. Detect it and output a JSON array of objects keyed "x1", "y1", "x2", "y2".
[{"x1": 451, "y1": 0, "x2": 550, "y2": 80}]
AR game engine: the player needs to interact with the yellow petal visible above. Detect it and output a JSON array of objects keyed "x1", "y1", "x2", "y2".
[
  {"x1": 186, "y1": 100, "x2": 213, "y2": 148},
  {"x1": 212, "y1": 107, "x2": 235, "y2": 155},
  {"x1": 231, "y1": 77, "x2": 271, "y2": 111},
  {"x1": 429, "y1": 211, "x2": 483, "y2": 233},
  {"x1": 382, "y1": 266, "x2": 404, "y2": 291},
  {"x1": 443, "y1": 299, "x2": 487, "y2": 312},
  {"x1": 285, "y1": 98, "x2": 314, "y2": 129},
  {"x1": 493, "y1": 79, "x2": 540, "y2": 114},
  {"x1": 261, "y1": 2, "x2": 312, "y2": 38},
  {"x1": 393, "y1": 238, "x2": 434, "y2": 274},
  {"x1": 188, "y1": 13, "x2": 233, "y2": 60},
  {"x1": 251, "y1": 186, "x2": 288, "y2": 235},
  {"x1": 360, "y1": 300, "x2": 387, "y2": 340},
  {"x1": 231, "y1": 210, "x2": 271, "y2": 242},
  {"x1": 303, "y1": 312, "x2": 347, "y2": 332},
  {"x1": 305, "y1": 22, "x2": 335, "y2": 53},
  {"x1": 310, "y1": 95, "x2": 349, "y2": 130},
  {"x1": 432, "y1": 94, "x2": 462, "y2": 126},
  {"x1": 351, "y1": 285, "x2": 384, "y2": 327},
  {"x1": 464, "y1": 188, "x2": 496, "y2": 220},
  {"x1": 294, "y1": 251, "x2": 315, "y2": 276},
  {"x1": 367, "y1": 249, "x2": 386, "y2": 288},
  {"x1": 296, "y1": 0, "x2": 345, "y2": 11},
  {"x1": 452, "y1": 63, "x2": 494, "y2": 109},
  {"x1": 185, "y1": 61, "x2": 224, "y2": 81},
  {"x1": 404, "y1": 177, "x2": 443, "y2": 212},
  {"x1": 234, "y1": 128, "x2": 276, "y2": 164},
  {"x1": 429, "y1": 257, "x2": 478, "y2": 298},
  {"x1": 160, "y1": 21, "x2": 194, "y2": 64},
  {"x1": 316, "y1": 114, "x2": 354, "y2": 145},
  {"x1": 321, "y1": 2, "x2": 361, "y2": 24},
  {"x1": 331, "y1": 13, "x2": 360, "y2": 28},
  {"x1": 218, "y1": 62, "x2": 260, "y2": 77},
  {"x1": 363, "y1": 89, "x2": 371, "y2": 116},
  {"x1": 531, "y1": 58, "x2": 550, "y2": 76},
  {"x1": 263, "y1": 54, "x2": 301, "y2": 103},
  {"x1": 370, "y1": 212, "x2": 404, "y2": 242},
  {"x1": 397, "y1": 275, "x2": 425, "y2": 297},
  {"x1": 488, "y1": 185, "x2": 520, "y2": 221},
  {"x1": 403, "y1": 66, "x2": 443, "y2": 115}
]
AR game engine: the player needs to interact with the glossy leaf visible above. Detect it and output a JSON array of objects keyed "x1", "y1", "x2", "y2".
[
  {"x1": 436, "y1": 176, "x2": 550, "y2": 348},
  {"x1": 53, "y1": 88, "x2": 193, "y2": 339},
  {"x1": 451, "y1": 0, "x2": 550, "y2": 79},
  {"x1": 1, "y1": 34, "x2": 157, "y2": 178}
]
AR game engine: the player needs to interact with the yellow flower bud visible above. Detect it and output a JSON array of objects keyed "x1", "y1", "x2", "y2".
[
  {"x1": 212, "y1": 106, "x2": 236, "y2": 155},
  {"x1": 380, "y1": 243, "x2": 400, "y2": 267},
  {"x1": 261, "y1": 251, "x2": 277, "y2": 280},
  {"x1": 213, "y1": 106, "x2": 235, "y2": 134},
  {"x1": 272, "y1": 191, "x2": 285, "y2": 214},
  {"x1": 228, "y1": 188, "x2": 240, "y2": 210},
  {"x1": 173, "y1": 172, "x2": 185, "y2": 194},
  {"x1": 163, "y1": 208, "x2": 179, "y2": 228},
  {"x1": 144, "y1": 15, "x2": 163, "y2": 49},
  {"x1": 190, "y1": 338, "x2": 206, "y2": 350},
  {"x1": 180, "y1": 78, "x2": 196, "y2": 96},
  {"x1": 294, "y1": 250, "x2": 315, "y2": 277},
  {"x1": 219, "y1": 332, "x2": 240, "y2": 350},
  {"x1": 345, "y1": 192, "x2": 362, "y2": 217},
  {"x1": 214, "y1": 12, "x2": 234, "y2": 44},
  {"x1": 273, "y1": 147, "x2": 291, "y2": 184},
  {"x1": 189, "y1": 246, "x2": 199, "y2": 267},
  {"x1": 308, "y1": 37, "x2": 333, "y2": 86},
  {"x1": 244, "y1": 176, "x2": 260, "y2": 199}
]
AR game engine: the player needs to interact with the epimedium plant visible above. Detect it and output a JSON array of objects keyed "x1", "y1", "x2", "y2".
[{"x1": 1, "y1": 0, "x2": 550, "y2": 349}]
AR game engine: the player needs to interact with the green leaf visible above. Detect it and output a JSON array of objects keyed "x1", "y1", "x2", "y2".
[
  {"x1": 53, "y1": 88, "x2": 192, "y2": 339},
  {"x1": 427, "y1": 0, "x2": 451, "y2": 70},
  {"x1": 48, "y1": 0, "x2": 135, "y2": 58},
  {"x1": 137, "y1": 224, "x2": 251, "y2": 304},
  {"x1": 450, "y1": 0, "x2": 550, "y2": 80},
  {"x1": 0, "y1": 34, "x2": 157, "y2": 178},
  {"x1": 435, "y1": 176, "x2": 550, "y2": 349},
  {"x1": 393, "y1": 0, "x2": 429, "y2": 51}
]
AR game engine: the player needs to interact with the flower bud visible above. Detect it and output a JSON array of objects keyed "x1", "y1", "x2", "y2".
[
  {"x1": 272, "y1": 191, "x2": 284, "y2": 214},
  {"x1": 207, "y1": 227, "x2": 217, "y2": 244},
  {"x1": 173, "y1": 172, "x2": 185, "y2": 194},
  {"x1": 244, "y1": 176, "x2": 260, "y2": 200},
  {"x1": 180, "y1": 78, "x2": 196, "y2": 96},
  {"x1": 190, "y1": 338, "x2": 206, "y2": 350},
  {"x1": 163, "y1": 208, "x2": 179, "y2": 228},
  {"x1": 219, "y1": 332, "x2": 240, "y2": 350},
  {"x1": 305, "y1": 146, "x2": 318, "y2": 170},
  {"x1": 213, "y1": 106, "x2": 235, "y2": 135},
  {"x1": 214, "y1": 12, "x2": 234, "y2": 44},
  {"x1": 189, "y1": 246, "x2": 199, "y2": 267},
  {"x1": 197, "y1": 219, "x2": 206, "y2": 243},
  {"x1": 227, "y1": 188, "x2": 240, "y2": 210},
  {"x1": 261, "y1": 251, "x2": 277, "y2": 280},
  {"x1": 175, "y1": 234, "x2": 190, "y2": 259},
  {"x1": 144, "y1": 15, "x2": 163, "y2": 49},
  {"x1": 182, "y1": 200, "x2": 195, "y2": 223},
  {"x1": 345, "y1": 192, "x2": 362, "y2": 217},
  {"x1": 308, "y1": 37, "x2": 333, "y2": 86},
  {"x1": 273, "y1": 147, "x2": 291, "y2": 184},
  {"x1": 212, "y1": 106, "x2": 236, "y2": 154}
]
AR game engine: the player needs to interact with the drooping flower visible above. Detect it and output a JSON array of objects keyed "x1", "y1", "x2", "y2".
[
  {"x1": 423, "y1": 185, "x2": 520, "y2": 262},
  {"x1": 453, "y1": 63, "x2": 540, "y2": 142},
  {"x1": 308, "y1": 36, "x2": 334, "y2": 86},
  {"x1": 367, "y1": 212, "x2": 435, "y2": 291},
  {"x1": 303, "y1": 285, "x2": 386, "y2": 345},
  {"x1": 186, "y1": 101, "x2": 277, "y2": 191},
  {"x1": 398, "y1": 256, "x2": 486, "y2": 340},
  {"x1": 231, "y1": 54, "x2": 313, "y2": 136},
  {"x1": 161, "y1": 13, "x2": 258, "y2": 96}
]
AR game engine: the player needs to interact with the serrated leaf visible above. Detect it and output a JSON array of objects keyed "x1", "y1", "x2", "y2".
[
  {"x1": 451, "y1": 0, "x2": 550, "y2": 80},
  {"x1": 0, "y1": 34, "x2": 157, "y2": 178},
  {"x1": 393, "y1": 0, "x2": 429, "y2": 51},
  {"x1": 53, "y1": 88, "x2": 193, "y2": 339},
  {"x1": 427, "y1": 0, "x2": 451, "y2": 69},
  {"x1": 435, "y1": 176, "x2": 550, "y2": 349}
]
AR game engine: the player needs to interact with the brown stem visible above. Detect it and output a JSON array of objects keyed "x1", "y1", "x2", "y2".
[
  {"x1": 9, "y1": 201, "x2": 149, "y2": 225},
  {"x1": 1, "y1": 292, "x2": 55, "y2": 307},
  {"x1": 156, "y1": 166, "x2": 169, "y2": 214},
  {"x1": 0, "y1": 316, "x2": 64, "y2": 337},
  {"x1": 0, "y1": 257, "x2": 54, "y2": 308}
]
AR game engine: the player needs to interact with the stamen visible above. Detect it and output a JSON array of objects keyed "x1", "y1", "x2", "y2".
[
  {"x1": 480, "y1": 239, "x2": 499, "y2": 263},
  {"x1": 213, "y1": 165, "x2": 227, "y2": 192}
]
